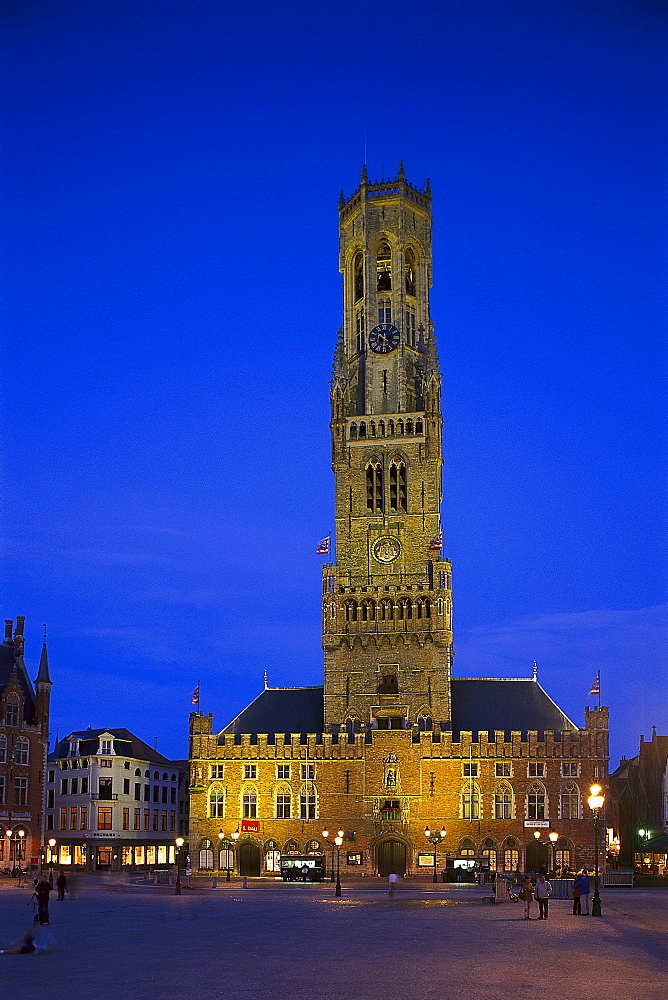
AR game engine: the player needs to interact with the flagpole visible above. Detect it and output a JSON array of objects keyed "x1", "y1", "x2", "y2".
[{"x1": 597, "y1": 670, "x2": 600, "y2": 710}]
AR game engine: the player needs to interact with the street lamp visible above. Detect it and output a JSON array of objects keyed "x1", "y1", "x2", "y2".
[
  {"x1": 174, "y1": 836, "x2": 184, "y2": 895},
  {"x1": 218, "y1": 829, "x2": 232, "y2": 881},
  {"x1": 323, "y1": 829, "x2": 343, "y2": 882},
  {"x1": 48, "y1": 839, "x2": 56, "y2": 886},
  {"x1": 424, "y1": 826, "x2": 446, "y2": 883},
  {"x1": 6, "y1": 830, "x2": 13, "y2": 875},
  {"x1": 17, "y1": 829, "x2": 25, "y2": 881},
  {"x1": 588, "y1": 784, "x2": 605, "y2": 917},
  {"x1": 549, "y1": 831, "x2": 558, "y2": 874},
  {"x1": 334, "y1": 835, "x2": 343, "y2": 897}
]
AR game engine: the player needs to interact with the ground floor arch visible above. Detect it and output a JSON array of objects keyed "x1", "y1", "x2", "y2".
[
  {"x1": 525, "y1": 839, "x2": 549, "y2": 874},
  {"x1": 376, "y1": 838, "x2": 407, "y2": 877},
  {"x1": 238, "y1": 840, "x2": 261, "y2": 876}
]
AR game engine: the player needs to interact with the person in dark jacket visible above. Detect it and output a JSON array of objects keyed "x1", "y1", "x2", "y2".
[
  {"x1": 56, "y1": 871, "x2": 67, "y2": 900},
  {"x1": 33, "y1": 879, "x2": 51, "y2": 925},
  {"x1": 572, "y1": 872, "x2": 588, "y2": 915}
]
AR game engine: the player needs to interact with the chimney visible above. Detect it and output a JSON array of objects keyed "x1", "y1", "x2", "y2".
[
  {"x1": 15, "y1": 616, "x2": 25, "y2": 636},
  {"x1": 4, "y1": 620, "x2": 13, "y2": 643}
]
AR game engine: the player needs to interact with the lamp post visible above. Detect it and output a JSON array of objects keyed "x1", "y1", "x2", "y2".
[
  {"x1": 588, "y1": 784, "x2": 605, "y2": 917},
  {"x1": 48, "y1": 839, "x2": 56, "y2": 886},
  {"x1": 6, "y1": 830, "x2": 13, "y2": 875},
  {"x1": 218, "y1": 829, "x2": 232, "y2": 881},
  {"x1": 424, "y1": 825, "x2": 446, "y2": 883},
  {"x1": 174, "y1": 836, "x2": 184, "y2": 895},
  {"x1": 16, "y1": 829, "x2": 25, "y2": 882},
  {"x1": 323, "y1": 829, "x2": 342, "y2": 882},
  {"x1": 334, "y1": 835, "x2": 343, "y2": 897},
  {"x1": 549, "y1": 831, "x2": 558, "y2": 874}
]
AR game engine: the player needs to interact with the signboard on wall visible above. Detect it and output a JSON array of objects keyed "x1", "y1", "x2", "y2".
[{"x1": 241, "y1": 820, "x2": 260, "y2": 833}]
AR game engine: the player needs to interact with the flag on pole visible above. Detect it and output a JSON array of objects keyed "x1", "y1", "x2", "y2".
[
  {"x1": 428, "y1": 531, "x2": 443, "y2": 550},
  {"x1": 316, "y1": 536, "x2": 330, "y2": 554},
  {"x1": 587, "y1": 675, "x2": 600, "y2": 698},
  {"x1": 191, "y1": 683, "x2": 200, "y2": 706}
]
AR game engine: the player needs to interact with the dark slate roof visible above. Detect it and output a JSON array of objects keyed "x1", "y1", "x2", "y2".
[
  {"x1": 450, "y1": 679, "x2": 577, "y2": 735},
  {"x1": 50, "y1": 728, "x2": 183, "y2": 766},
  {"x1": 218, "y1": 678, "x2": 577, "y2": 738},
  {"x1": 220, "y1": 687, "x2": 324, "y2": 740},
  {"x1": 0, "y1": 643, "x2": 36, "y2": 724}
]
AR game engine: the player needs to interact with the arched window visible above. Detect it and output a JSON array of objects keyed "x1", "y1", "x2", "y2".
[
  {"x1": 462, "y1": 783, "x2": 481, "y2": 819},
  {"x1": 330, "y1": 603, "x2": 336, "y2": 620},
  {"x1": 0, "y1": 735, "x2": 7, "y2": 763},
  {"x1": 415, "y1": 419, "x2": 423, "y2": 434},
  {"x1": 560, "y1": 782, "x2": 580, "y2": 820},
  {"x1": 354, "y1": 251, "x2": 364, "y2": 301},
  {"x1": 13, "y1": 739, "x2": 29, "y2": 765},
  {"x1": 482, "y1": 838, "x2": 497, "y2": 871},
  {"x1": 134, "y1": 768, "x2": 141, "y2": 776},
  {"x1": 527, "y1": 781, "x2": 547, "y2": 820},
  {"x1": 154, "y1": 772, "x2": 159, "y2": 780},
  {"x1": 417, "y1": 715, "x2": 433, "y2": 731},
  {"x1": 405, "y1": 419, "x2": 413, "y2": 435},
  {"x1": 397, "y1": 420, "x2": 404, "y2": 435},
  {"x1": 144, "y1": 770, "x2": 150, "y2": 778},
  {"x1": 377, "y1": 241, "x2": 392, "y2": 291},
  {"x1": 5, "y1": 694, "x2": 19, "y2": 727},
  {"x1": 275, "y1": 786, "x2": 291, "y2": 819},
  {"x1": 171, "y1": 774, "x2": 176, "y2": 782},
  {"x1": 356, "y1": 307, "x2": 365, "y2": 352},
  {"x1": 242, "y1": 786, "x2": 258, "y2": 819},
  {"x1": 380, "y1": 600, "x2": 394, "y2": 621},
  {"x1": 416, "y1": 599, "x2": 431, "y2": 620},
  {"x1": 459, "y1": 837, "x2": 476, "y2": 857},
  {"x1": 349, "y1": 423, "x2": 357, "y2": 440},
  {"x1": 344, "y1": 600, "x2": 358, "y2": 623},
  {"x1": 369, "y1": 422, "x2": 376, "y2": 438},
  {"x1": 284, "y1": 839, "x2": 300, "y2": 853},
  {"x1": 300, "y1": 785, "x2": 317, "y2": 820},
  {"x1": 219, "y1": 845, "x2": 234, "y2": 871},
  {"x1": 397, "y1": 599, "x2": 412, "y2": 621},
  {"x1": 359, "y1": 421, "x2": 366, "y2": 438},
  {"x1": 405, "y1": 247, "x2": 416, "y2": 296},
  {"x1": 494, "y1": 781, "x2": 514, "y2": 819},
  {"x1": 378, "y1": 297, "x2": 391, "y2": 323},
  {"x1": 389, "y1": 461, "x2": 407, "y2": 511},
  {"x1": 345, "y1": 716, "x2": 361, "y2": 739},
  {"x1": 199, "y1": 839, "x2": 214, "y2": 870},
  {"x1": 555, "y1": 837, "x2": 571, "y2": 870},
  {"x1": 503, "y1": 838, "x2": 520, "y2": 872},
  {"x1": 208, "y1": 789, "x2": 225, "y2": 818},
  {"x1": 361, "y1": 600, "x2": 376, "y2": 622},
  {"x1": 366, "y1": 461, "x2": 383, "y2": 512},
  {"x1": 378, "y1": 421, "x2": 385, "y2": 437},
  {"x1": 438, "y1": 599, "x2": 443, "y2": 616},
  {"x1": 305, "y1": 839, "x2": 321, "y2": 854}
]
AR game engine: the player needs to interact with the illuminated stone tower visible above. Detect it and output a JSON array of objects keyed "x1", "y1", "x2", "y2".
[{"x1": 323, "y1": 164, "x2": 454, "y2": 734}]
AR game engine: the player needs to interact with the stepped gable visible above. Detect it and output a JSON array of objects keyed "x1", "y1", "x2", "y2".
[
  {"x1": 0, "y1": 639, "x2": 36, "y2": 724},
  {"x1": 450, "y1": 678, "x2": 578, "y2": 736},
  {"x1": 219, "y1": 686, "x2": 324, "y2": 739}
]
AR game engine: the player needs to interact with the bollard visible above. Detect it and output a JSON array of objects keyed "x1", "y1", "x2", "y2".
[{"x1": 242, "y1": 877, "x2": 248, "y2": 889}]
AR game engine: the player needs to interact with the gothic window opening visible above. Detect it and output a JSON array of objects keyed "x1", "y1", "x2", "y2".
[
  {"x1": 462, "y1": 783, "x2": 481, "y2": 819},
  {"x1": 209, "y1": 791, "x2": 225, "y2": 818},
  {"x1": 389, "y1": 461, "x2": 407, "y2": 512},
  {"x1": 380, "y1": 799, "x2": 401, "y2": 820},
  {"x1": 405, "y1": 248, "x2": 416, "y2": 296},
  {"x1": 494, "y1": 782, "x2": 513, "y2": 819},
  {"x1": 242, "y1": 788, "x2": 258, "y2": 819},
  {"x1": 527, "y1": 781, "x2": 546, "y2": 820},
  {"x1": 359, "y1": 422, "x2": 366, "y2": 438},
  {"x1": 406, "y1": 419, "x2": 413, "y2": 435},
  {"x1": 345, "y1": 716, "x2": 361, "y2": 740},
  {"x1": 275, "y1": 788, "x2": 291, "y2": 819},
  {"x1": 349, "y1": 423, "x2": 357, "y2": 440},
  {"x1": 415, "y1": 419, "x2": 423, "y2": 433},
  {"x1": 356, "y1": 307, "x2": 365, "y2": 352},
  {"x1": 300, "y1": 788, "x2": 317, "y2": 820},
  {"x1": 361, "y1": 600, "x2": 376, "y2": 622},
  {"x1": 380, "y1": 600, "x2": 394, "y2": 621},
  {"x1": 379, "y1": 421, "x2": 385, "y2": 436},
  {"x1": 354, "y1": 252, "x2": 364, "y2": 302},
  {"x1": 459, "y1": 838, "x2": 476, "y2": 857},
  {"x1": 366, "y1": 461, "x2": 383, "y2": 512},
  {"x1": 6, "y1": 696, "x2": 19, "y2": 727},
  {"x1": 560, "y1": 782, "x2": 580, "y2": 819},
  {"x1": 344, "y1": 601, "x2": 358, "y2": 623},
  {"x1": 378, "y1": 298, "x2": 391, "y2": 324},
  {"x1": 369, "y1": 422, "x2": 376, "y2": 438},
  {"x1": 405, "y1": 304, "x2": 416, "y2": 346},
  {"x1": 396, "y1": 599, "x2": 412, "y2": 621},
  {"x1": 14, "y1": 739, "x2": 29, "y2": 765},
  {"x1": 377, "y1": 241, "x2": 392, "y2": 291},
  {"x1": 417, "y1": 715, "x2": 433, "y2": 731}
]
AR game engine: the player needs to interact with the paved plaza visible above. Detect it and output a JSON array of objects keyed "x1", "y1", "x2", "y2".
[{"x1": 0, "y1": 879, "x2": 665, "y2": 999}]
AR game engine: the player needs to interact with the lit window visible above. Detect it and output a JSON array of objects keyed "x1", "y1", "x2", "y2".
[
  {"x1": 301, "y1": 764, "x2": 315, "y2": 780},
  {"x1": 243, "y1": 792, "x2": 257, "y2": 819},
  {"x1": 277, "y1": 765, "x2": 290, "y2": 780},
  {"x1": 494, "y1": 783, "x2": 513, "y2": 819},
  {"x1": 527, "y1": 782, "x2": 546, "y2": 820},
  {"x1": 243, "y1": 764, "x2": 257, "y2": 780},
  {"x1": 209, "y1": 792, "x2": 225, "y2": 818},
  {"x1": 276, "y1": 793, "x2": 291, "y2": 819},
  {"x1": 300, "y1": 791, "x2": 317, "y2": 820},
  {"x1": 97, "y1": 807, "x2": 112, "y2": 831},
  {"x1": 560, "y1": 783, "x2": 580, "y2": 819}
]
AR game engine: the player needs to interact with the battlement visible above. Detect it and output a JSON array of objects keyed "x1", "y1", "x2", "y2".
[{"x1": 340, "y1": 164, "x2": 431, "y2": 219}]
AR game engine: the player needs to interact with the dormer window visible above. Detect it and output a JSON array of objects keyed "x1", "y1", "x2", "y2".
[
  {"x1": 68, "y1": 741, "x2": 79, "y2": 758},
  {"x1": 99, "y1": 738, "x2": 113, "y2": 755}
]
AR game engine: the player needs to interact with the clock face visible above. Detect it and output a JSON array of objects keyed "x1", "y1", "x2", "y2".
[{"x1": 368, "y1": 323, "x2": 400, "y2": 354}]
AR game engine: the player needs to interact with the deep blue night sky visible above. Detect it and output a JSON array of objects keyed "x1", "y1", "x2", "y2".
[{"x1": 2, "y1": 0, "x2": 666, "y2": 766}]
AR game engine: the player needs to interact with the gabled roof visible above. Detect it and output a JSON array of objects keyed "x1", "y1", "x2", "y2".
[
  {"x1": 450, "y1": 679, "x2": 578, "y2": 735},
  {"x1": 50, "y1": 728, "x2": 183, "y2": 766},
  {"x1": 220, "y1": 687, "x2": 324, "y2": 740},
  {"x1": 217, "y1": 678, "x2": 578, "y2": 738},
  {"x1": 0, "y1": 643, "x2": 36, "y2": 724}
]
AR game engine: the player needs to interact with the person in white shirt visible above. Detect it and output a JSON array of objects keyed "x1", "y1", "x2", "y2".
[{"x1": 535, "y1": 874, "x2": 552, "y2": 919}]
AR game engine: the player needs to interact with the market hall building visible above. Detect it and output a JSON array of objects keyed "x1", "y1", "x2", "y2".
[{"x1": 189, "y1": 167, "x2": 609, "y2": 878}]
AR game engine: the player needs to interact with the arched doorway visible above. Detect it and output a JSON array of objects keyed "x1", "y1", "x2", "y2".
[
  {"x1": 239, "y1": 841, "x2": 261, "y2": 877},
  {"x1": 525, "y1": 839, "x2": 548, "y2": 874},
  {"x1": 377, "y1": 839, "x2": 407, "y2": 877}
]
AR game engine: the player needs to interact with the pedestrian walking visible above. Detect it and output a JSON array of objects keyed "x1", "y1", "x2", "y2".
[
  {"x1": 572, "y1": 872, "x2": 586, "y2": 915},
  {"x1": 56, "y1": 871, "x2": 67, "y2": 901},
  {"x1": 577, "y1": 871, "x2": 591, "y2": 914},
  {"x1": 535, "y1": 874, "x2": 552, "y2": 919},
  {"x1": 33, "y1": 878, "x2": 51, "y2": 925},
  {"x1": 519, "y1": 876, "x2": 535, "y2": 919}
]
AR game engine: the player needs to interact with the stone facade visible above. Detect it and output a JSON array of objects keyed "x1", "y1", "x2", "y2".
[
  {"x1": 0, "y1": 617, "x2": 52, "y2": 869},
  {"x1": 188, "y1": 167, "x2": 609, "y2": 878}
]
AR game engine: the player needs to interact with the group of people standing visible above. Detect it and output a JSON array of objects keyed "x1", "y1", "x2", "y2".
[{"x1": 518, "y1": 870, "x2": 592, "y2": 920}]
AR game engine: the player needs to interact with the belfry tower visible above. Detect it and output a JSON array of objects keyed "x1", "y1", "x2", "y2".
[{"x1": 323, "y1": 164, "x2": 454, "y2": 734}]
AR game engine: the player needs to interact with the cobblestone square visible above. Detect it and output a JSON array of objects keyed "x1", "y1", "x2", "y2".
[{"x1": 0, "y1": 881, "x2": 665, "y2": 1000}]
